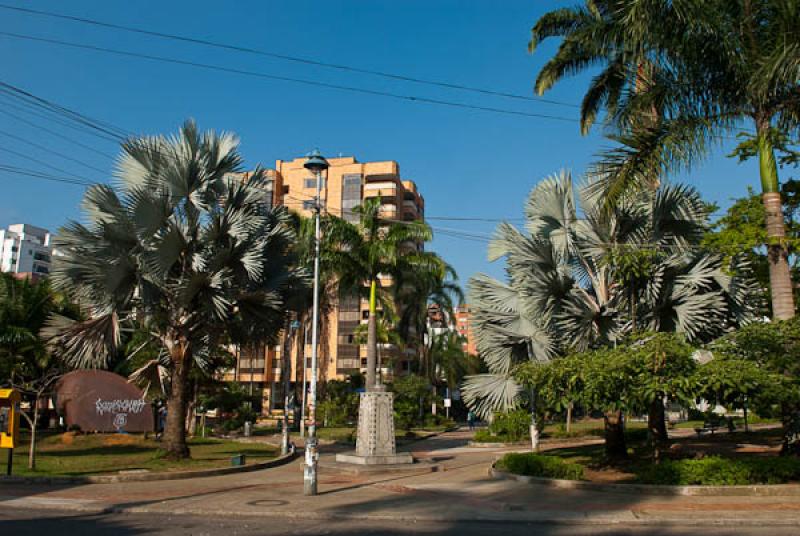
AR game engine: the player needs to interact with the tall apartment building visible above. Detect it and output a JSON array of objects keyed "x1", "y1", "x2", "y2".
[
  {"x1": 0, "y1": 224, "x2": 54, "y2": 280},
  {"x1": 455, "y1": 304, "x2": 477, "y2": 356},
  {"x1": 224, "y1": 156, "x2": 425, "y2": 413}
]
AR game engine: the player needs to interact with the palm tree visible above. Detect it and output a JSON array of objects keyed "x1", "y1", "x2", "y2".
[
  {"x1": 530, "y1": 0, "x2": 800, "y2": 319},
  {"x1": 462, "y1": 171, "x2": 758, "y2": 447},
  {"x1": 323, "y1": 197, "x2": 439, "y2": 389},
  {"x1": 427, "y1": 330, "x2": 476, "y2": 396},
  {"x1": 394, "y1": 260, "x2": 464, "y2": 380},
  {"x1": 47, "y1": 120, "x2": 305, "y2": 459}
]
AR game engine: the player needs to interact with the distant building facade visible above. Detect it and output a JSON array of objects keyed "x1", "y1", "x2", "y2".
[
  {"x1": 0, "y1": 224, "x2": 54, "y2": 280},
  {"x1": 454, "y1": 304, "x2": 477, "y2": 355},
  {"x1": 224, "y1": 156, "x2": 426, "y2": 414}
]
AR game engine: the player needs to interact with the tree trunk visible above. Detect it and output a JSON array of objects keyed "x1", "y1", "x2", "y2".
[
  {"x1": 758, "y1": 125, "x2": 795, "y2": 320},
  {"x1": 648, "y1": 397, "x2": 669, "y2": 461},
  {"x1": 603, "y1": 410, "x2": 627, "y2": 459},
  {"x1": 365, "y1": 279, "x2": 379, "y2": 391},
  {"x1": 281, "y1": 316, "x2": 294, "y2": 456},
  {"x1": 164, "y1": 351, "x2": 192, "y2": 459},
  {"x1": 566, "y1": 402, "x2": 573, "y2": 434},
  {"x1": 27, "y1": 403, "x2": 39, "y2": 470},
  {"x1": 186, "y1": 384, "x2": 197, "y2": 437}
]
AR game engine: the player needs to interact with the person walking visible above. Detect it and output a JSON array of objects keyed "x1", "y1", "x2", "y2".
[{"x1": 467, "y1": 410, "x2": 476, "y2": 431}]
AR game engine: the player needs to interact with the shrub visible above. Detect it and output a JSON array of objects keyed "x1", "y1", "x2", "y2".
[
  {"x1": 637, "y1": 456, "x2": 800, "y2": 485},
  {"x1": 489, "y1": 409, "x2": 531, "y2": 442},
  {"x1": 391, "y1": 375, "x2": 435, "y2": 431},
  {"x1": 496, "y1": 453, "x2": 584, "y2": 480}
]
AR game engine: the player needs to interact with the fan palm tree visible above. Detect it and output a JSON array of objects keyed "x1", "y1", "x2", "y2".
[
  {"x1": 530, "y1": 0, "x2": 800, "y2": 319},
  {"x1": 462, "y1": 171, "x2": 758, "y2": 436},
  {"x1": 323, "y1": 197, "x2": 439, "y2": 389},
  {"x1": 47, "y1": 120, "x2": 305, "y2": 459}
]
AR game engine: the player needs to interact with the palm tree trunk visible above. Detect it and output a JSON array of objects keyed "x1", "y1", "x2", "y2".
[
  {"x1": 758, "y1": 125, "x2": 795, "y2": 320},
  {"x1": 164, "y1": 347, "x2": 192, "y2": 459},
  {"x1": 603, "y1": 410, "x2": 627, "y2": 459},
  {"x1": 366, "y1": 279, "x2": 379, "y2": 391}
]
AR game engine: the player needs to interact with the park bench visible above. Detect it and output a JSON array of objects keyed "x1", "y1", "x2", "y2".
[{"x1": 694, "y1": 421, "x2": 721, "y2": 437}]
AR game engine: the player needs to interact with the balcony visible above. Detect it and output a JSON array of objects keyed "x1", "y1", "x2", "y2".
[{"x1": 363, "y1": 181, "x2": 397, "y2": 192}]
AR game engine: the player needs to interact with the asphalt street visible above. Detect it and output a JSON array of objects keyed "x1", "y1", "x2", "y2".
[{"x1": 2, "y1": 508, "x2": 799, "y2": 536}]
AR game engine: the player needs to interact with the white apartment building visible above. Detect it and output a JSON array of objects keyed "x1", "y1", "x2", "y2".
[{"x1": 0, "y1": 223, "x2": 54, "y2": 278}]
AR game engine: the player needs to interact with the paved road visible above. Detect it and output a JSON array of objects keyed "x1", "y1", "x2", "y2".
[
  {"x1": 2, "y1": 508, "x2": 799, "y2": 536},
  {"x1": 1, "y1": 428, "x2": 798, "y2": 530}
]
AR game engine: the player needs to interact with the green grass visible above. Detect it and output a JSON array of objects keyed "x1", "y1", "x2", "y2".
[
  {"x1": 8, "y1": 432, "x2": 279, "y2": 477},
  {"x1": 672, "y1": 416, "x2": 780, "y2": 430},
  {"x1": 543, "y1": 419, "x2": 648, "y2": 438}
]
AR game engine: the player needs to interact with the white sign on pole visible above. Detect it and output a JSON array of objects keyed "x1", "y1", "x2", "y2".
[{"x1": 443, "y1": 398, "x2": 452, "y2": 408}]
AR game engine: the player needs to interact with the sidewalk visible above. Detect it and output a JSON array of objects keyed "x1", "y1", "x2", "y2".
[{"x1": 1, "y1": 429, "x2": 799, "y2": 526}]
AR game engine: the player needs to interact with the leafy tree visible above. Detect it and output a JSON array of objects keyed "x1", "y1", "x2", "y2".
[
  {"x1": 47, "y1": 121, "x2": 305, "y2": 459},
  {"x1": 0, "y1": 274, "x2": 80, "y2": 469},
  {"x1": 709, "y1": 319, "x2": 800, "y2": 453},
  {"x1": 530, "y1": 0, "x2": 800, "y2": 320},
  {"x1": 390, "y1": 374, "x2": 438, "y2": 431},
  {"x1": 517, "y1": 333, "x2": 697, "y2": 459},
  {"x1": 704, "y1": 182, "x2": 800, "y2": 312}
]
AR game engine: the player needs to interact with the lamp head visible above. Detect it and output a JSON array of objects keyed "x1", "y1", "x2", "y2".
[{"x1": 303, "y1": 148, "x2": 329, "y2": 173}]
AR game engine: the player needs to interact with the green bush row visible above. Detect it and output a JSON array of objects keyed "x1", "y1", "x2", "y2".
[
  {"x1": 495, "y1": 453, "x2": 585, "y2": 480},
  {"x1": 473, "y1": 429, "x2": 521, "y2": 443},
  {"x1": 637, "y1": 456, "x2": 800, "y2": 485}
]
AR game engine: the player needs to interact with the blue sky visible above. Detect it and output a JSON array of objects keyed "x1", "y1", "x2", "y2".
[{"x1": 0, "y1": 1, "x2": 761, "y2": 290}]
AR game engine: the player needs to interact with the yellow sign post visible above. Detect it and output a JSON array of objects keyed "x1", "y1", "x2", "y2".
[{"x1": 0, "y1": 388, "x2": 21, "y2": 475}]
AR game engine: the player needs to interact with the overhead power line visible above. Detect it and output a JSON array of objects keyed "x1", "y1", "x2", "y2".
[
  {"x1": 0, "y1": 32, "x2": 581, "y2": 124},
  {"x1": 0, "y1": 3, "x2": 581, "y2": 110},
  {"x1": 0, "y1": 128, "x2": 109, "y2": 173},
  {"x1": 0, "y1": 164, "x2": 94, "y2": 186},
  {"x1": 0, "y1": 108, "x2": 116, "y2": 159},
  {"x1": 0, "y1": 145, "x2": 98, "y2": 182}
]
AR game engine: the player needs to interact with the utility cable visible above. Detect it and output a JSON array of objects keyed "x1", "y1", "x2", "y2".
[{"x1": 0, "y1": 3, "x2": 581, "y2": 109}]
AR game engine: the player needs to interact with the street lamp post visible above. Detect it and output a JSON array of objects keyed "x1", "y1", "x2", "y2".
[{"x1": 303, "y1": 148, "x2": 328, "y2": 496}]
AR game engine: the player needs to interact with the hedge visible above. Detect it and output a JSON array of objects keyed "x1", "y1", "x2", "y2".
[
  {"x1": 495, "y1": 453, "x2": 584, "y2": 480},
  {"x1": 636, "y1": 456, "x2": 800, "y2": 485}
]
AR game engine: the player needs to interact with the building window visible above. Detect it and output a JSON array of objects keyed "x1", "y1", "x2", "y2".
[
  {"x1": 362, "y1": 310, "x2": 370, "y2": 320},
  {"x1": 302, "y1": 200, "x2": 315, "y2": 210},
  {"x1": 341, "y1": 174, "x2": 362, "y2": 223},
  {"x1": 304, "y1": 178, "x2": 317, "y2": 189},
  {"x1": 282, "y1": 185, "x2": 290, "y2": 195}
]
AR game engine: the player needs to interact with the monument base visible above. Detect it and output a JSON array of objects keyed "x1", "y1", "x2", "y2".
[
  {"x1": 336, "y1": 390, "x2": 414, "y2": 466},
  {"x1": 334, "y1": 452, "x2": 414, "y2": 465}
]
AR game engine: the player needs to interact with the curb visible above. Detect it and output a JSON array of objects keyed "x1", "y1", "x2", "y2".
[
  {"x1": 0, "y1": 451, "x2": 298, "y2": 485},
  {"x1": 468, "y1": 441, "x2": 529, "y2": 448},
  {"x1": 489, "y1": 464, "x2": 800, "y2": 497}
]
